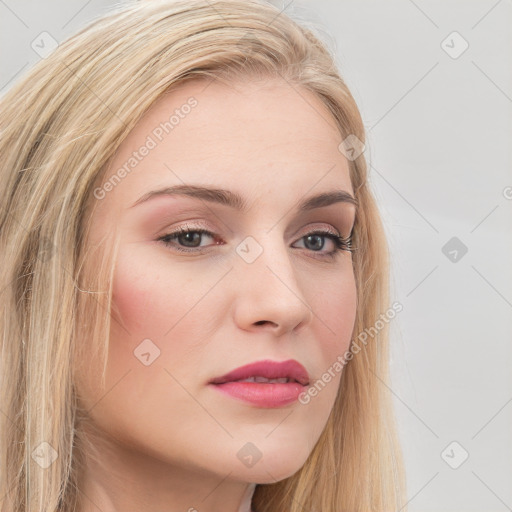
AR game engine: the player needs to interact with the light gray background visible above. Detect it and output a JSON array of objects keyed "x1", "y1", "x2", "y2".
[{"x1": 1, "y1": 1, "x2": 511, "y2": 510}]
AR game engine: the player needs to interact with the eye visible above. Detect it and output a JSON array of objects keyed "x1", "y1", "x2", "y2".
[
  {"x1": 293, "y1": 230, "x2": 354, "y2": 259},
  {"x1": 157, "y1": 225, "x2": 354, "y2": 257},
  {"x1": 157, "y1": 226, "x2": 219, "y2": 253}
]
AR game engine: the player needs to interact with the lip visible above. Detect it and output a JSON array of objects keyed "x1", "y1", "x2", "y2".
[
  {"x1": 209, "y1": 359, "x2": 310, "y2": 386},
  {"x1": 208, "y1": 359, "x2": 310, "y2": 408}
]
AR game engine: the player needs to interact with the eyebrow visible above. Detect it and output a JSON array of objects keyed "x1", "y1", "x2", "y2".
[{"x1": 129, "y1": 184, "x2": 358, "y2": 212}]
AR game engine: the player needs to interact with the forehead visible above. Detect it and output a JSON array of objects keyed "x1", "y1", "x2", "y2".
[{"x1": 97, "y1": 76, "x2": 353, "y2": 215}]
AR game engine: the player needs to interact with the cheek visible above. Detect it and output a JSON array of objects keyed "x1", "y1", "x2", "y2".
[
  {"x1": 108, "y1": 248, "x2": 221, "y2": 365},
  {"x1": 110, "y1": 249, "x2": 174, "y2": 335},
  {"x1": 310, "y1": 268, "x2": 358, "y2": 354},
  {"x1": 288, "y1": 270, "x2": 357, "y2": 447},
  {"x1": 307, "y1": 269, "x2": 357, "y2": 400}
]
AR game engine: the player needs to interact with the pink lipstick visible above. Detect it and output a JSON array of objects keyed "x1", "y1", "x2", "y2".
[{"x1": 209, "y1": 359, "x2": 310, "y2": 408}]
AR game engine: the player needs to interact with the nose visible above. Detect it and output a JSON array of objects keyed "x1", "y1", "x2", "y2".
[{"x1": 231, "y1": 237, "x2": 314, "y2": 336}]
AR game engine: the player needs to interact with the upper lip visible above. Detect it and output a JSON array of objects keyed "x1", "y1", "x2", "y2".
[{"x1": 209, "y1": 359, "x2": 310, "y2": 386}]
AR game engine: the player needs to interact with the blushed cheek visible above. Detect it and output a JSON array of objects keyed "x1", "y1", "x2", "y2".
[
  {"x1": 109, "y1": 251, "x2": 196, "y2": 349},
  {"x1": 106, "y1": 266, "x2": 172, "y2": 387},
  {"x1": 110, "y1": 253, "x2": 163, "y2": 336}
]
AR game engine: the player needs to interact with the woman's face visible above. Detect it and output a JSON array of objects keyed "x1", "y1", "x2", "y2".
[{"x1": 78, "y1": 76, "x2": 357, "y2": 488}]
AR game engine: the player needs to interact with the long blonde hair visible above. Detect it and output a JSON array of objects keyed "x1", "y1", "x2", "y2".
[{"x1": 0, "y1": 1, "x2": 406, "y2": 510}]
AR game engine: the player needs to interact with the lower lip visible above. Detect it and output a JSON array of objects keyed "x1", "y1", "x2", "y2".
[{"x1": 209, "y1": 381, "x2": 307, "y2": 408}]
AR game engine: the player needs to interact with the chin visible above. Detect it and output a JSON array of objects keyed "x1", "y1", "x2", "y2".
[
  {"x1": 245, "y1": 447, "x2": 311, "y2": 484},
  {"x1": 246, "y1": 462, "x2": 306, "y2": 485}
]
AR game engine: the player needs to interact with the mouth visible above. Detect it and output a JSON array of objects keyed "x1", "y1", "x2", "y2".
[
  {"x1": 226, "y1": 376, "x2": 301, "y2": 384},
  {"x1": 208, "y1": 359, "x2": 310, "y2": 408},
  {"x1": 208, "y1": 359, "x2": 310, "y2": 386}
]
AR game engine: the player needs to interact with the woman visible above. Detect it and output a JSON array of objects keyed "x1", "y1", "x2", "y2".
[{"x1": 0, "y1": 0, "x2": 406, "y2": 510}]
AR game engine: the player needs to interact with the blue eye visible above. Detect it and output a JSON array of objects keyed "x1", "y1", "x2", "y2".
[
  {"x1": 297, "y1": 230, "x2": 353, "y2": 256},
  {"x1": 157, "y1": 226, "x2": 354, "y2": 258}
]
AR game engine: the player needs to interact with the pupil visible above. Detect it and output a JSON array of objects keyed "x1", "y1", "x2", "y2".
[
  {"x1": 179, "y1": 232, "x2": 201, "y2": 247},
  {"x1": 305, "y1": 235, "x2": 323, "y2": 251}
]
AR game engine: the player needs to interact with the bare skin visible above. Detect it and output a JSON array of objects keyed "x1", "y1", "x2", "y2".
[{"x1": 74, "y1": 75, "x2": 357, "y2": 512}]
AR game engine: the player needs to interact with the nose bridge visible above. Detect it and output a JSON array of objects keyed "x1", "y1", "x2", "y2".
[
  {"x1": 231, "y1": 230, "x2": 313, "y2": 333},
  {"x1": 236, "y1": 231, "x2": 296, "y2": 288}
]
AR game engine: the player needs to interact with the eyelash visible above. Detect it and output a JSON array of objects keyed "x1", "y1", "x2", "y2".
[{"x1": 157, "y1": 225, "x2": 354, "y2": 259}]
